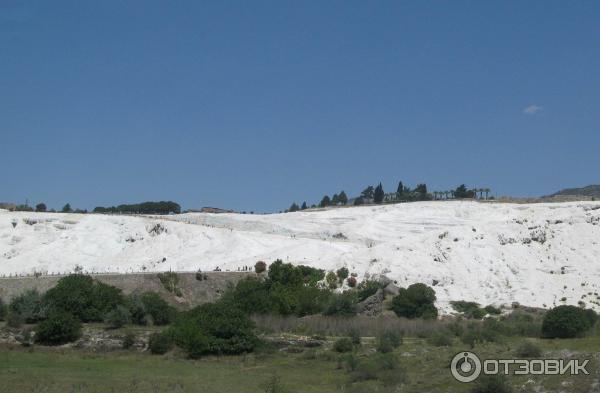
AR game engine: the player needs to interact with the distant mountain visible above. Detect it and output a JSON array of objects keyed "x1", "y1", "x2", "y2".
[{"x1": 550, "y1": 184, "x2": 600, "y2": 198}]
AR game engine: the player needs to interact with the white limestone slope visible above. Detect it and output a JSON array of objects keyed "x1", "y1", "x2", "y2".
[{"x1": 1, "y1": 201, "x2": 600, "y2": 312}]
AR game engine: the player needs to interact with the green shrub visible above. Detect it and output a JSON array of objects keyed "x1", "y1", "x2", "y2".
[
  {"x1": 297, "y1": 265, "x2": 325, "y2": 286},
  {"x1": 542, "y1": 305, "x2": 595, "y2": 338},
  {"x1": 427, "y1": 331, "x2": 453, "y2": 347},
  {"x1": 35, "y1": 312, "x2": 82, "y2": 345},
  {"x1": 126, "y1": 292, "x2": 175, "y2": 326},
  {"x1": 350, "y1": 360, "x2": 379, "y2": 382},
  {"x1": 499, "y1": 311, "x2": 542, "y2": 337},
  {"x1": 348, "y1": 328, "x2": 361, "y2": 345},
  {"x1": 340, "y1": 353, "x2": 359, "y2": 371},
  {"x1": 122, "y1": 331, "x2": 136, "y2": 349},
  {"x1": 104, "y1": 305, "x2": 131, "y2": 329},
  {"x1": 9, "y1": 289, "x2": 47, "y2": 323},
  {"x1": 451, "y1": 301, "x2": 486, "y2": 319},
  {"x1": 336, "y1": 267, "x2": 349, "y2": 282},
  {"x1": 515, "y1": 340, "x2": 542, "y2": 357},
  {"x1": 254, "y1": 261, "x2": 267, "y2": 274},
  {"x1": 356, "y1": 280, "x2": 382, "y2": 301},
  {"x1": 44, "y1": 275, "x2": 124, "y2": 322},
  {"x1": 268, "y1": 260, "x2": 304, "y2": 287},
  {"x1": 169, "y1": 301, "x2": 258, "y2": 357},
  {"x1": 460, "y1": 322, "x2": 501, "y2": 348},
  {"x1": 377, "y1": 330, "x2": 402, "y2": 353},
  {"x1": 470, "y1": 374, "x2": 512, "y2": 393},
  {"x1": 484, "y1": 305, "x2": 502, "y2": 315},
  {"x1": 294, "y1": 285, "x2": 330, "y2": 317},
  {"x1": 148, "y1": 332, "x2": 173, "y2": 354},
  {"x1": 323, "y1": 292, "x2": 357, "y2": 316},
  {"x1": 326, "y1": 272, "x2": 338, "y2": 289},
  {"x1": 332, "y1": 337, "x2": 353, "y2": 353},
  {"x1": 0, "y1": 297, "x2": 6, "y2": 321},
  {"x1": 6, "y1": 311, "x2": 24, "y2": 328},
  {"x1": 391, "y1": 283, "x2": 438, "y2": 319}
]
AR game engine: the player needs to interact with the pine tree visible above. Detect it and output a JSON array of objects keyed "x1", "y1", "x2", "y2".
[
  {"x1": 62, "y1": 203, "x2": 72, "y2": 213},
  {"x1": 289, "y1": 202, "x2": 300, "y2": 212},
  {"x1": 374, "y1": 183, "x2": 384, "y2": 204},
  {"x1": 301, "y1": 202, "x2": 307, "y2": 210},
  {"x1": 35, "y1": 203, "x2": 47, "y2": 212},
  {"x1": 338, "y1": 191, "x2": 348, "y2": 205},
  {"x1": 396, "y1": 181, "x2": 404, "y2": 198},
  {"x1": 319, "y1": 195, "x2": 331, "y2": 208},
  {"x1": 361, "y1": 186, "x2": 374, "y2": 200},
  {"x1": 331, "y1": 194, "x2": 339, "y2": 205}
]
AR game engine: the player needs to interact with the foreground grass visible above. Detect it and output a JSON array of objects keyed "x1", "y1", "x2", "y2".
[{"x1": 0, "y1": 336, "x2": 599, "y2": 393}]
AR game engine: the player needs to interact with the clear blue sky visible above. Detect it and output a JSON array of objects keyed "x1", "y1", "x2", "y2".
[{"x1": 2, "y1": 1, "x2": 599, "y2": 212}]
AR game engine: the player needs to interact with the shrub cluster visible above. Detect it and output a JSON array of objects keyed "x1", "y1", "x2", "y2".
[
  {"x1": 391, "y1": 283, "x2": 438, "y2": 319},
  {"x1": 541, "y1": 305, "x2": 597, "y2": 338},
  {"x1": 167, "y1": 302, "x2": 258, "y2": 358},
  {"x1": 34, "y1": 312, "x2": 82, "y2": 346}
]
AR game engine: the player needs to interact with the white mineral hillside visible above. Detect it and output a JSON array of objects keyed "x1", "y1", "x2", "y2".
[{"x1": 1, "y1": 201, "x2": 600, "y2": 313}]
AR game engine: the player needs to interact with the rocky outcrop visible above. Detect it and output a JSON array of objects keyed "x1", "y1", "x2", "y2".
[{"x1": 356, "y1": 288, "x2": 384, "y2": 316}]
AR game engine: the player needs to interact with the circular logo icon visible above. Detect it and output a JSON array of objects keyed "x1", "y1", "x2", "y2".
[{"x1": 451, "y1": 351, "x2": 482, "y2": 383}]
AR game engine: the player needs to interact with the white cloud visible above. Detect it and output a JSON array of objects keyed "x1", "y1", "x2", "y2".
[{"x1": 523, "y1": 104, "x2": 543, "y2": 115}]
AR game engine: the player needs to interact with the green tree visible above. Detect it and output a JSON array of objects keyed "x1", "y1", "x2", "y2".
[
  {"x1": 44, "y1": 275, "x2": 124, "y2": 322},
  {"x1": 331, "y1": 194, "x2": 339, "y2": 205},
  {"x1": 396, "y1": 181, "x2": 404, "y2": 198},
  {"x1": 301, "y1": 201, "x2": 307, "y2": 210},
  {"x1": 338, "y1": 191, "x2": 348, "y2": 205},
  {"x1": 374, "y1": 182, "x2": 384, "y2": 204},
  {"x1": 319, "y1": 195, "x2": 331, "y2": 208},
  {"x1": 35, "y1": 203, "x2": 47, "y2": 212},
  {"x1": 62, "y1": 203, "x2": 72, "y2": 213},
  {"x1": 361, "y1": 186, "x2": 374, "y2": 200},
  {"x1": 289, "y1": 202, "x2": 300, "y2": 212}
]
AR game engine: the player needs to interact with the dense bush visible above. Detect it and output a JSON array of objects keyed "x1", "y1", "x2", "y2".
[
  {"x1": 126, "y1": 292, "x2": 175, "y2": 326},
  {"x1": 255, "y1": 261, "x2": 267, "y2": 274},
  {"x1": 104, "y1": 305, "x2": 131, "y2": 329},
  {"x1": 332, "y1": 337, "x2": 354, "y2": 353},
  {"x1": 356, "y1": 280, "x2": 383, "y2": 302},
  {"x1": 542, "y1": 306, "x2": 596, "y2": 338},
  {"x1": 149, "y1": 332, "x2": 173, "y2": 354},
  {"x1": 44, "y1": 275, "x2": 124, "y2": 322},
  {"x1": 168, "y1": 302, "x2": 258, "y2": 358},
  {"x1": 0, "y1": 297, "x2": 6, "y2": 321},
  {"x1": 35, "y1": 312, "x2": 82, "y2": 346},
  {"x1": 515, "y1": 340, "x2": 542, "y2": 358},
  {"x1": 222, "y1": 262, "x2": 331, "y2": 317},
  {"x1": 336, "y1": 267, "x2": 349, "y2": 282},
  {"x1": 391, "y1": 283, "x2": 438, "y2": 319},
  {"x1": 9, "y1": 289, "x2": 47, "y2": 323},
  {"x1": 323, "y1": 292, "x2": 357, "y2": 316}
]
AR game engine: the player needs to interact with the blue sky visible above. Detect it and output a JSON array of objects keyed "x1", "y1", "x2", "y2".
[{"x1": 1, "y1": 1, "x2": 599, "y2": 212}]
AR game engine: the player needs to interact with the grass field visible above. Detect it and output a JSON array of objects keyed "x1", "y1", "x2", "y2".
[{"x1": 1, "y1": 336, "x2": 598, "y2": 393}]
